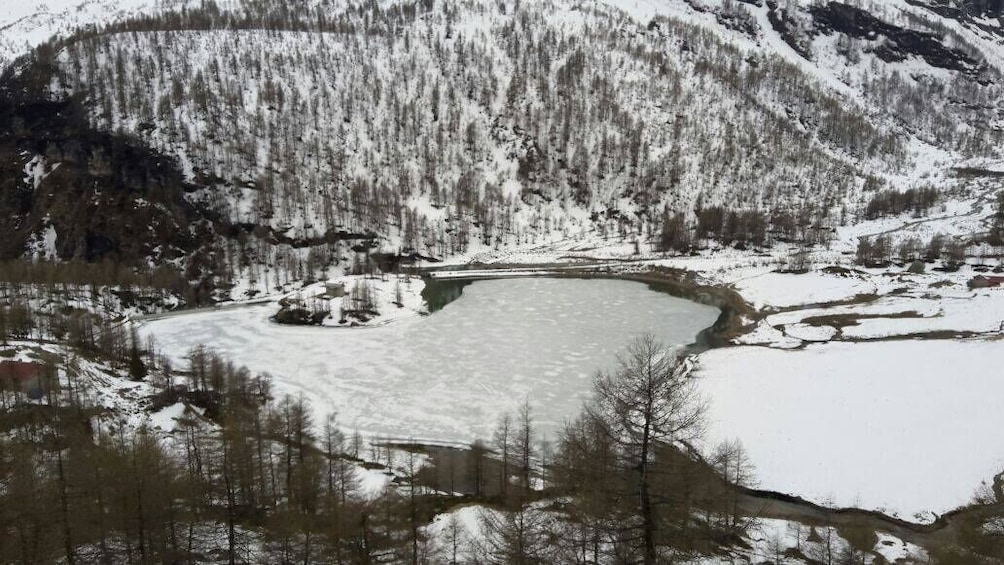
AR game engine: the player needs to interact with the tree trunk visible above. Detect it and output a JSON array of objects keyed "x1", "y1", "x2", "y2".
[
  {"x1": 57, "y1": 448, "x2": 76, "y2": 565},
  {"x1": 640, "y1": 401, "x2": 655, "y2": 565}
]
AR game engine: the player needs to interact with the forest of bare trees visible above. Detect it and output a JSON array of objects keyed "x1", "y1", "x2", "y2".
[{"x1": 0, "y1": 327, "x2": 785, "y2": 564}]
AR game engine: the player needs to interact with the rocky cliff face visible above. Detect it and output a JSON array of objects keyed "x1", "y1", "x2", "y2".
[
  {"x1": 910, "y1": 0, "x2": 1004, "y2": 22},
  {"x1": 0, "y1": 52, "x2": 203, "y2": 265},
  {"x1": 812, "y1": 2, "x2": 981, "y2": 72},
  {"x1": 954, "y1": 0, "x2": 1003, "y2": 18}
]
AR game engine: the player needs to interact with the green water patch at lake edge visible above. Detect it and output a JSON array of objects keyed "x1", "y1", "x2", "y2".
[{"x1": 421, "y1": 278, "x2": 474, "y2": 313}]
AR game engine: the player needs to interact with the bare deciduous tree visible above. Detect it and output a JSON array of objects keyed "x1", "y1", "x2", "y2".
[{"x1": 588, "y1": 334, "x2": 707, "y2": 565}]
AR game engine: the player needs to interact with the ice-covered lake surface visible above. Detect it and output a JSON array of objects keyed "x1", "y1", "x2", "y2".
[{"x1": 142, "y1": 277, "x2": 719, "y2": 443}]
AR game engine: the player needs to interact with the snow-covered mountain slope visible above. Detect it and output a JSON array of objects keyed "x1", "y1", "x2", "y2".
[
  {"x1": 3, "y1": 0, "x2": 1004, "y2": 278},
  {"x1": 55, "y1": 7, "x2": 875, "y2": 245},
  {"x1": 0, "y1": 0, "x2": 201, "y2": 70}
]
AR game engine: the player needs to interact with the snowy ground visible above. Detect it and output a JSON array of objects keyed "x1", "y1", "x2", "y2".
[
  {"x1": 140, "y1": 277, "x2": 718, "y2": 444},
  {"x1": 286, "y1": 273, "x2": 428, "y2": 327},
  {"x1": 679, "y1": 211, "x2": 1004, "y2": 518},
  {"x1": 691, "y1": 257, "x2": 1004, "y2": 519},
  {"x1": 0, "y1": 341, "x2": 182, "y2": 437},
  {"x1": 733, "y1": 264, "x2": 1004, "y2": 345},
  {"x1": 0, "y1": 0, "x2": 195, "y2": 69},
  {"x1": 422, "y1": 506, "x2": 928, "y2": 564},
  {"x1": 734, "y1": 270, "x2": 876, "y2": 310},
  {"x1": 697, "y1": 338, "x2": 1004, "y2": 520}
]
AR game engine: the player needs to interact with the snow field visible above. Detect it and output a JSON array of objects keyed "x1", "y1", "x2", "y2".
[
  {"x1": 696, "y1": 339, "x2": 1004, "y2": 518},
  {"x1": 421, "y1": 507, "x2": 928, "y2": 564},
  {"x1": 735, "y1": 270, "x2": 876, "y2": 310},
  {"x1": 735, "y1": 265, "x2": 1004, "y2": 345},
  {"x1": 704, "y1": 247, "x2": 1004, "y2": 518}
]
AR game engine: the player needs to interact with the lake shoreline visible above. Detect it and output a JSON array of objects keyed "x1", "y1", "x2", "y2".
[{"x1": 419, "y1": 264, "x2": 756, "y2": 353}]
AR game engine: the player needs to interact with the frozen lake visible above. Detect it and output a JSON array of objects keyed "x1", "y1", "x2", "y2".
[{"x1": 141, "y1": 277, "x2": 719, "y2": 443}]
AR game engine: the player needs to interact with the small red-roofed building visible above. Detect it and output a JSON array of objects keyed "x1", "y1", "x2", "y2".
[
  {"x1": 968, "y1": 275, "x2": 1004, "y2": 289},
  {"x1": 0, "y1": 361, "x2": 49, "y2": 400}
]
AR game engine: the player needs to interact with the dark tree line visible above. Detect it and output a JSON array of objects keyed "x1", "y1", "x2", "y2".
[
  {"x1": 987, "y1": 190, "x2": 1004, "y2": 248},
  {"x1": 0, "y1": 259, "x2": 193, "y2": 348},
  {"x1": 863, "y1": 187, "x2": 939, "y2": 220},
  {"x1": 0, "y1": 338, "x2": 447, "y2": 564},
  {"x1": 658, "y1": 203, "x2": 836, "y2": 254},
  {"x1": 855, "y1": 232, "x2": 968, "y2": 267}
]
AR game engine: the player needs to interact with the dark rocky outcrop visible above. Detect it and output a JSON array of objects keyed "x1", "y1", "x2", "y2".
[
  {"x1": 811, "y1": 2, "x2": 981, "y2": 73},
  {"x1": 715, "y1": 2, "x2": 760, "y2": 38},
  {"x1": 766, "y1": 0, "x2": 815, "y2": 60},
  {"x1": 909, "y1": 0, "x2": 1004, "y2": 19},
  {"x1": 0, "y1": 48, "x2": 204, "y2": 265},
  {"x1": 907, "y1": 0, "x2": 1004, "y2": 41}
]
